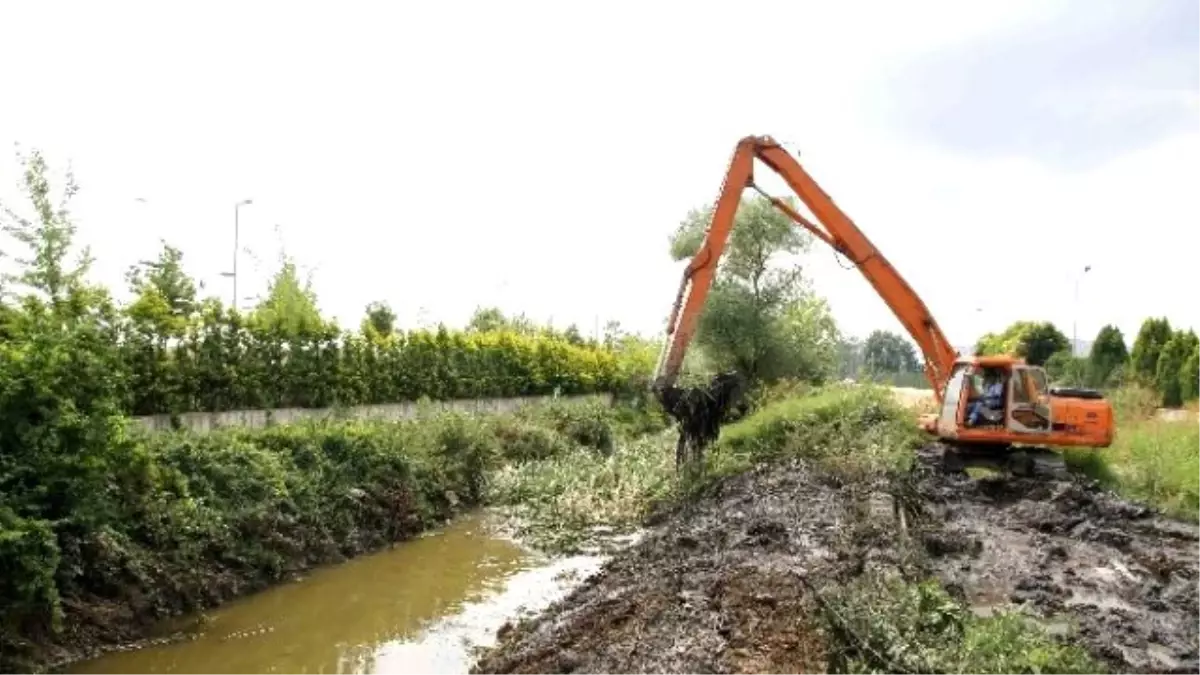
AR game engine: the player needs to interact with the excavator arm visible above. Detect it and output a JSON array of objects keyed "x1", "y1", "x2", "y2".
[{"x1": 653, "y1": 136, "x2": 959, "y2": 402}]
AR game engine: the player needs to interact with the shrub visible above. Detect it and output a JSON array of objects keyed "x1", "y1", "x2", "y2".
[{"x1": 515, "y1": 398, "x2": 617, "y2": 454}]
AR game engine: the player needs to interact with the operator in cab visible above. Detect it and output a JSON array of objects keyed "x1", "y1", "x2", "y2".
[{"x1": 968, "y1": 369, "x2": 1005, "y2": 426}]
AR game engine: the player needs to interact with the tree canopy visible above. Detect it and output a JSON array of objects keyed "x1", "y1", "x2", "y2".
[
  {"x1": 862, "y1": 330, "x2": 920, "y2": 373},
  {"x1": 974, "y1": 321, "x2": 1069, "y2": 366},
  {"x1": 667, "y1": 194, "x2": 839, "y2": 385}
]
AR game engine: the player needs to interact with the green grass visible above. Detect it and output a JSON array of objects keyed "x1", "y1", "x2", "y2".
[
  {"x1": 1061, "y1": 384, "x2": 1198, "y2": 520},
  {"x1": 1066, "y1": 416, "x2": 1198, "y2": 519},
  {"x1": 711, "y1": 384, "x2": 923, "y2": 481}
]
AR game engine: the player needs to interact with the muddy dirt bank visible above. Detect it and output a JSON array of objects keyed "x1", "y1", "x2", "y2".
[{"x1": 472, "y1": 450, "x2": 1199, "y2": 674}]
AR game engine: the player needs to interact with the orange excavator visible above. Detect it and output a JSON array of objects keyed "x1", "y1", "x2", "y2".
[{"x1": 651, "y1": 135, "x2": 1114, "y2": 476}]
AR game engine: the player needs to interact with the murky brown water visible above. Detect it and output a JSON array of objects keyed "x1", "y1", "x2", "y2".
[{"x1": 68, "y1": 512, "x2": 605, "y2": 674}]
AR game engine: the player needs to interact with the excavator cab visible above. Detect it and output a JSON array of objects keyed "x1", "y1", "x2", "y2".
[{"x1": 925, "y1": 355, "x2": 1108, "y2": 450}]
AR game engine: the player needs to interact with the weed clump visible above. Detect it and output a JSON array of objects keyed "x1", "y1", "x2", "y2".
[
  {"x1": 514, "y1": 398, "x2": 618, "y2": 454},
  {"x1": 487, "y1": 431, "x2": 677, "y2": 552},
  {"x1": 820, "y1": 574, "x2": 1103, "y2": 674}
]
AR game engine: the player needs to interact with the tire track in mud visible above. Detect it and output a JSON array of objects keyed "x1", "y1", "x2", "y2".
[{"x1": 471, "y1": 451, "x2": 1199, "y2": 674}]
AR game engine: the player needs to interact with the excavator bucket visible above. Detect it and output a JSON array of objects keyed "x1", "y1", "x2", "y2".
[{"x1": 657, "y1": 371, "x2": 746, "y2": 473}]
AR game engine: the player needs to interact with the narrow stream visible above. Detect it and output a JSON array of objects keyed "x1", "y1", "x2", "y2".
[{"x1": 68, "y1": 512, "x2": 606, "y2": 674}]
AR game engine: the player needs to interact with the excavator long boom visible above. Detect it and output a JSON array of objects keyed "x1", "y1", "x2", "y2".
[{"x1": 653, "y1": 136, "x2": 959, "y2": 402}]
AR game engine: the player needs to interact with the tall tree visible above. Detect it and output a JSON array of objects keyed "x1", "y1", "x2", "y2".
[
  {"x1": 0, "y1": 148, "x2": 94, "y2": 306},
  {"x1": 251, "y1": 256, "x2": 325, "y2": 336},
  {"x1": 862, "y1": 329, "x2": 920, "y2": 373},
  {"x1": 124, "y1": 241, "x2": 198, "y2": 337},
  {"x1": 668, "y1": 194, "x2": 837, "y2": 384},
  {"x1": 361, "y1": 300, "x2": 396, "y2": 339},
  {"x1": 1045, "y1": 350, "x2": 1088, "y2": 386},
  {"x1": 835, "y1": 335, "x2": 864, "y2": 380},
  {"x1": 1181, "y1": 343, "x2": 1199, "y2": 403},
  {"x1": 1155, "y1": 331, "x2": 1193, "y2": 407},
  {"x1": 1130, "y1": 317, "x2": 1173, "y2": 383},
  {"x1": 1087, "y1": 324, "x2": 1128, "y2": 387}
]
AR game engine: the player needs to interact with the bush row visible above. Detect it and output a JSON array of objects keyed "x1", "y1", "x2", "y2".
[{"x1": 120, "y1": 310, "x2": 625, "y2": 416}]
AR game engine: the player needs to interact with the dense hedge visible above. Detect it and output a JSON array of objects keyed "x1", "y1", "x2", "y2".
[{"x1": 120, "y1": 304, "x2": 623, "y2": 417}]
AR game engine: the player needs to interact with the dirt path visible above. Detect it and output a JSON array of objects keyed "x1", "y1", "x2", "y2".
[{"x1": 472, "y1": 453, "x2": 1199, "y2": 674}]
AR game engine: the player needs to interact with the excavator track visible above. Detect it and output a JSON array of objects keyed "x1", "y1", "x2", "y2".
[{"x1": 916, "y1": 441, "x2": 1072, "y2": 481}]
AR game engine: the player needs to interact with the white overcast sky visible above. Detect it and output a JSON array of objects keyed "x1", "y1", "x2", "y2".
[{"x1": 1, "y1": 0, "x2": 1196, "y2": 350}]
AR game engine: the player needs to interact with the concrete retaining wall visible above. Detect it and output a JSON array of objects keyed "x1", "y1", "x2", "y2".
[{"x1": 132, "y1": 392, "x2": 614, "y2": 433}]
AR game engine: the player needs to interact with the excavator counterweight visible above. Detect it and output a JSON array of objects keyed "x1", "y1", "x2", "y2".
[{"x1": 653, "y1": 136, "x2": 1115, "y2": 476}]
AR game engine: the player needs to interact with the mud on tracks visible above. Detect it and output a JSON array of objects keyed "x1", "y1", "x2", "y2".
[{"x1": 472, "y1": 452, "x2": 1199, "y2": 674}]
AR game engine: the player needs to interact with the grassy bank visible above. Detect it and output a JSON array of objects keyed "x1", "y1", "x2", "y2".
[
  {"x1": 1065, "y1": 385, "x2": 1199, "y2": 519},
  {"x1": 0, "y1": 398, "x2": 655, "y2": 673}
]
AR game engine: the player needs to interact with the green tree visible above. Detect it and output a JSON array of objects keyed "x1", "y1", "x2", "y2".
[
  {"x1": 124, "y1": 241, "x2": 198, "y2": 337},
  {"x1": 1130, "y1": 317, "x2": 1173, "y2": 383},
  {"x1": 1155, "y1": 332, "x2": 1192, "y2": 407},
  {"x1": 361, "y1": 300, "x2": 396, "y2": 339},
  {"x1": 669, "y1": 194, "x2": 837, "y2": 384},
  {"x1": 1087, "y1": 324, "x2": 1128, "y2": 387},
  {"x1": 251, "y1": 256, "x2": 325, "y2": 336},
  {"x1": 974, "y1": 321, "x2": 1069, "y2": 366},
  {"x1": 0, "y1": 148, "x2": 94, "y2": 306},
  {"x1": 601, "y1": 319, "x2": 626, "y2": 349},
  {"x1": 562, "y1": 323, "x2": 585, "y2": 345},
  {"x1": 1045, "y1": 350, "x2": 1088, "y2": 386},
  {"x1": 835, "y1": 335, "x2": 864, "y2": 379},
  {"x1": 862, "y1": 330, "x2": 919, "y2": 373},
  {"x1": 466, "y1": 306, "x2": 538, "y2": 334},
  {"x1": 1181, "y1": 343, "x2": 1199, "y2": 403}
]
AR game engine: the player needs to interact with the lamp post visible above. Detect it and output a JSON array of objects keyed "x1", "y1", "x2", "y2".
[
  {"x1": 228, "y1": 199, "x2": 253, "y2": 310},
  {"x1": 1073, "y1": 265, "x2": 1091, "y2": 356}
]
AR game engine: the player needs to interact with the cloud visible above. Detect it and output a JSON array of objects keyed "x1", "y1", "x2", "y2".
[{"x1": 874, "y1": 0, "x2": 1199, "y2": 170}]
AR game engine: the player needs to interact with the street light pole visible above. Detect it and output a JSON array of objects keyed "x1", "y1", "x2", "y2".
[
  {"x1": 1073, "y1": 265, "x2": 1092, "y2": 356},
  {"x1": 232, "y1": 199, "x2": 253, "y2": 310}
]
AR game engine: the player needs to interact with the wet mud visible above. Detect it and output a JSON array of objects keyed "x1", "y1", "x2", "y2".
[{"x1": 472, "y1": 450, "x2": 1199, "y2": 674}]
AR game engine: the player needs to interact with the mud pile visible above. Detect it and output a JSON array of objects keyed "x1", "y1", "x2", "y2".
[{"x1": 472, "y1": 451, "x2": 1199, "y2": 674}]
